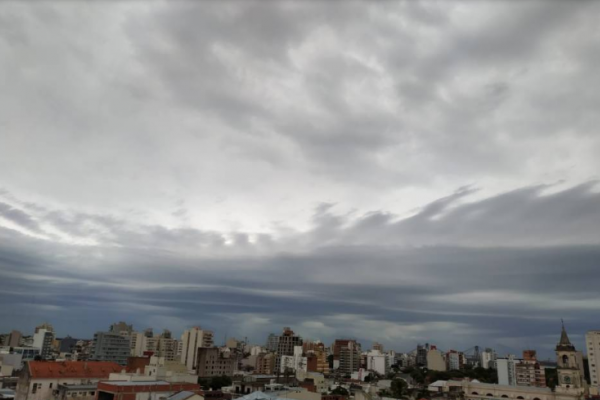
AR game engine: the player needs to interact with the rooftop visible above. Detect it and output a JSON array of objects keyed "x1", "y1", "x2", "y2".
[
  {"x1": 28, "y1": 361, "x2": 122, "y2": 379},
  {"x1": 168, "y1": 391, "x2": 200, "y2": 400},
  {"x1": 101, "y1": 380, "x2": 172, "y2": 387}
]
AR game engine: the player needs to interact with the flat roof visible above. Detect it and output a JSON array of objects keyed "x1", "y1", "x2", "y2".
[
  {"x1": 102, "y1": 381, "x2": 172, "y2": 387},
  {"x1": 58, "y1": 385, "x2": 97, "y2": 390}
]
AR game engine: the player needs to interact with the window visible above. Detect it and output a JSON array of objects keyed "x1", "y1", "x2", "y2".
[
  {"x1": 50, "y1": 383, "x2": 53, "y2": 389},
  {"x1": 32, "y1": 383, "x2": 38, "y2": 394}
]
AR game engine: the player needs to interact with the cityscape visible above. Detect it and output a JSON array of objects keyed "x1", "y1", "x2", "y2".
[
  {"x1": 1, "y1": 322, "x2": 600, "y2": 400},
  {"x1": 1, "y1": 2, "x2": 600, "y2": 400}
]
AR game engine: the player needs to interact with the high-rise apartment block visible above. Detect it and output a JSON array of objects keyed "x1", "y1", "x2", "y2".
[
  {"x1": 338, "y1": 340, "x2": 361, "y2": 374},
  {"x1": 180, "y1": 327, "x2": 214, "y2": 371},
  {"x1": 90, "y1": 332, "x2": 131, "y2": 365},
  {"x1": 515, "y1": 350, "x2": 546, "y2": 387},
  {"x1": 586, "y1": 331, "x2": 600, "y2": 390},
  {"x1": 196, "y1": 347, "x2": 235, "y2": 378},
  {"x1": 32, "y1": 328, "x2": 54, "y2": 360}
]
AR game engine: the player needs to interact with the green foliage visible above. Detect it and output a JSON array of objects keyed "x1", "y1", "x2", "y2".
[
  {"x1": 198, "y1": 375, "x2": 233, "y2": 390},
  {"x1": 331, "y1": 386, "x2": 350, "y2": 396},
  {"x1": 391, "y1": 378, "x2": 408, "y2": 398},
  {"x1": 546, "y1": 368, "x2": 558, "y2": 389}
]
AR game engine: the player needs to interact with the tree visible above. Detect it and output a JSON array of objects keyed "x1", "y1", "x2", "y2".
[
  {"x1": 198, "y1": 376, "x2": 232, "y2": 390},
  {"x1": 391, "y1": 378, "x2": 408, "y2": 398},
  {"x1": 331, "y1": 386, "x2": 349, "y2": 396}
]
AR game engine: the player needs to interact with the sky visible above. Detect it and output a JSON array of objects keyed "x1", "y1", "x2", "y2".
[{"x1": 1, "y1": 0, "x2": 599, "y2": 358}]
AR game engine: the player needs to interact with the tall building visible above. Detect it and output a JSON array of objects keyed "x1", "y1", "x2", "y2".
[
  {"x1": 90, "y1": 332, "x2": 131, "y2": 365},
  {"x1": 280, "y1": 346, "x2": 307, "y2": 373},
  {"x1": 338, "y1": 340, "x2": 361, "y2": 374},
  {"x1": 427, "y1": 348, "x2": 447, "y2": 372},
  {"x1": 515, "y1": 350, "x2": 546, "y2": 387},
  {"x1": 275, "y1": 327, "x2": 302, "y2": 372},
  {"x1": 497, "y1": 356, "x2": 519, "y2": 386},
  {"x1": 110, "y1": 321, "x2": 134, "y2": 336},
  {"x1": 366, "y1": 349, "x2": 388, "y2": 375},
  {"x1": 446, "y1": 350, "x2": 465, "y2": 371},
  {"x1": 196, "y1": 347, "x2": 235, "y2": 378},
  {"x1": 416, "y1": 344, "x2": 429, "y2": 367},
  {"x1": 266, "y1": 334, "x2": 279, "y2": 352},
  {"x1": 586, "y1": 331, "x2": 600, "y2": 390},
  {"x1": 480, "y1": 348, "x2": 497, "y2": 369},
  {"x1": 332, "y1": 339, "x2": 356, "y2": 370},
  {"x1": 32, "y1": 329, "x2": 54, "y2": 360},
  {"x1": 180, "y1": 327, "x2": 214, "y2": 371},
  {"x1": 304, "y1": 342, "x2": 329, "y2": 375},
  {"x1": 276, "y1": 327, "x2": 302, "y2": 357},
  {"x1": 255, "y1": 352, "x2": 276, "y2": 374},
  {"x1": 8, "y1": 330, "x2": 22, "y2": 347},
  {"x1": 34, "y1": 323, "x2": 54, "y2": 334}
]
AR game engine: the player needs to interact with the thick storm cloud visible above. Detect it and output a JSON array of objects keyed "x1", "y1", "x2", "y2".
[{"x1": 1, "y1": 1, "x2": 599, "y2": 356}]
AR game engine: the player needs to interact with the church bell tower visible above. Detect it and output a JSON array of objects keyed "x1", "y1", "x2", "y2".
[{"x1": 556, "y1": 321, "x2": 584, "y2": 390}]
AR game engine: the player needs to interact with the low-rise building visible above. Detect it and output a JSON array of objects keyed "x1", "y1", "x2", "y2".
[
  {"x1": 15, "y1": 361, "x2": 122, "y2": 400},
  {"x1": 96, "y1": 380, "x2": 201, "y2": 400}
]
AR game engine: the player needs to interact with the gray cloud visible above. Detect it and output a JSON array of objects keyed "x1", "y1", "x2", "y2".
[
  {"x1": 1, "y1": 183, "x2": 599, "y2": 356},
  {"x1": 1, "y1": 0, "x2": 599, "y2": 357}
]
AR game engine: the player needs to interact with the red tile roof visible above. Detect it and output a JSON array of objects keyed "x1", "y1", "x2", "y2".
[{"x1": 28, "y1": 361, "x2": 123, "y2": 379}]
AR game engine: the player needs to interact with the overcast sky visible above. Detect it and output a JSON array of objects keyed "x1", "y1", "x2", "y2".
[{"x1": 1, "y1": 0, "x2": 599, "y2": 357}]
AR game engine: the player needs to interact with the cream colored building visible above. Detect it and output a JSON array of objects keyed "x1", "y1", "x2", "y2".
[
  {"x1": 585, "y1": 331, "x2": 600, "y2": 391},
  {"x1": 180, "y1": 327, "x2": 214, "y2": 372},
  {"x1": 427, "y1": 349, "x2": 446, "y2": 372},
  {"x1": 431, "y1": 380, "x2": 584, "y2": 400}
]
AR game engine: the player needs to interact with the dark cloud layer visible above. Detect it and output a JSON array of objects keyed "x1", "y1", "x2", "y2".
[
  {"x1": 1, "y1": 183, "x2": 599, "y2": 356},
  {"x1": 1, "y1": 0, "x2": 600, "y2": 357}
]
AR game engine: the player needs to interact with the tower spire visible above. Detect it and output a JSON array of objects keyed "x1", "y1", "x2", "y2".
[{"x1": 557, "y1": 320, "x2": 575, "y2": 351}]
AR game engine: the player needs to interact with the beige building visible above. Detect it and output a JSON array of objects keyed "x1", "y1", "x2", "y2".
[
  {"x1": 180, "y1": 327, "x2": 214, "y2": 372},
  {"x1": 515, "y1": 351, "x2": 545, "y2": 388},
  {"x1": 255, "y1": 353, "x2": 276, "y2": 374},
  {"x1": 427, "y1": 349, "x2": 447, "y2": 372},
  {"x1": 430, "y1": 380, "x2": 585, "y2": 400},
  {"x1": 585, "y1": 331, "x2": 600, "y2": 391},
  {"x1": 196, "y1": 347, "x2": 235, "y2": 378}
]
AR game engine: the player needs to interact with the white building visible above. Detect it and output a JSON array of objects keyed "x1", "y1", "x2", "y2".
[
  {"x1": 497, "y1": 356, "x2": 520, "y2": 386},
  {"x1": 180, "y1": 327, "x2": 214, "y2": 372},
  {"x1": 586, "y1": 331, "x2": 600, "y2": 391},
  {"x1": 280, "y1": 346, "x2": 306, "y2": 373},
  {"x1": 366, "y1": 350, "x2": 388, "y2": 375},
  {"x1": 31, "y1": 330, "x2": 54, "y2": 360},
  {"x1": 480, "y1": 349, "x2": 497, "y2": 369}
]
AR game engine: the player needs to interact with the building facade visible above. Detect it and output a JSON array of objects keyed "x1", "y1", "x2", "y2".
[
  {"x1": 180, "y1": 327, "x2": 214, "y2": 372},
  {"x1": 515, "y1": 351, "x2": 546, "y2": 388},
  {"x1": 15, "y1": 361, "x2": 121, "y2": 400},
  {"x1": 90, "y1": 332, "x2": 130, "y2": 366},
  {"x1": 196, "y1": 348, "x2": 235, "y2": 378},
  {"x1": 427, "y1": 349, "x2": 447, "y2": 372},
  {"x1": 338, "y1": 341, "x2": 361, "y2": 375},
  {"x1": 32, "y1": 330, "x2": 54, "y2": 360},
  {"x1": 585, "y1": 330, "x2": 600, "y2": 391}
]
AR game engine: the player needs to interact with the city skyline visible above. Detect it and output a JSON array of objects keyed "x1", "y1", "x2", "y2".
[{"x1": 2, "y1": 1, "x2": 600, "y2": 360}]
